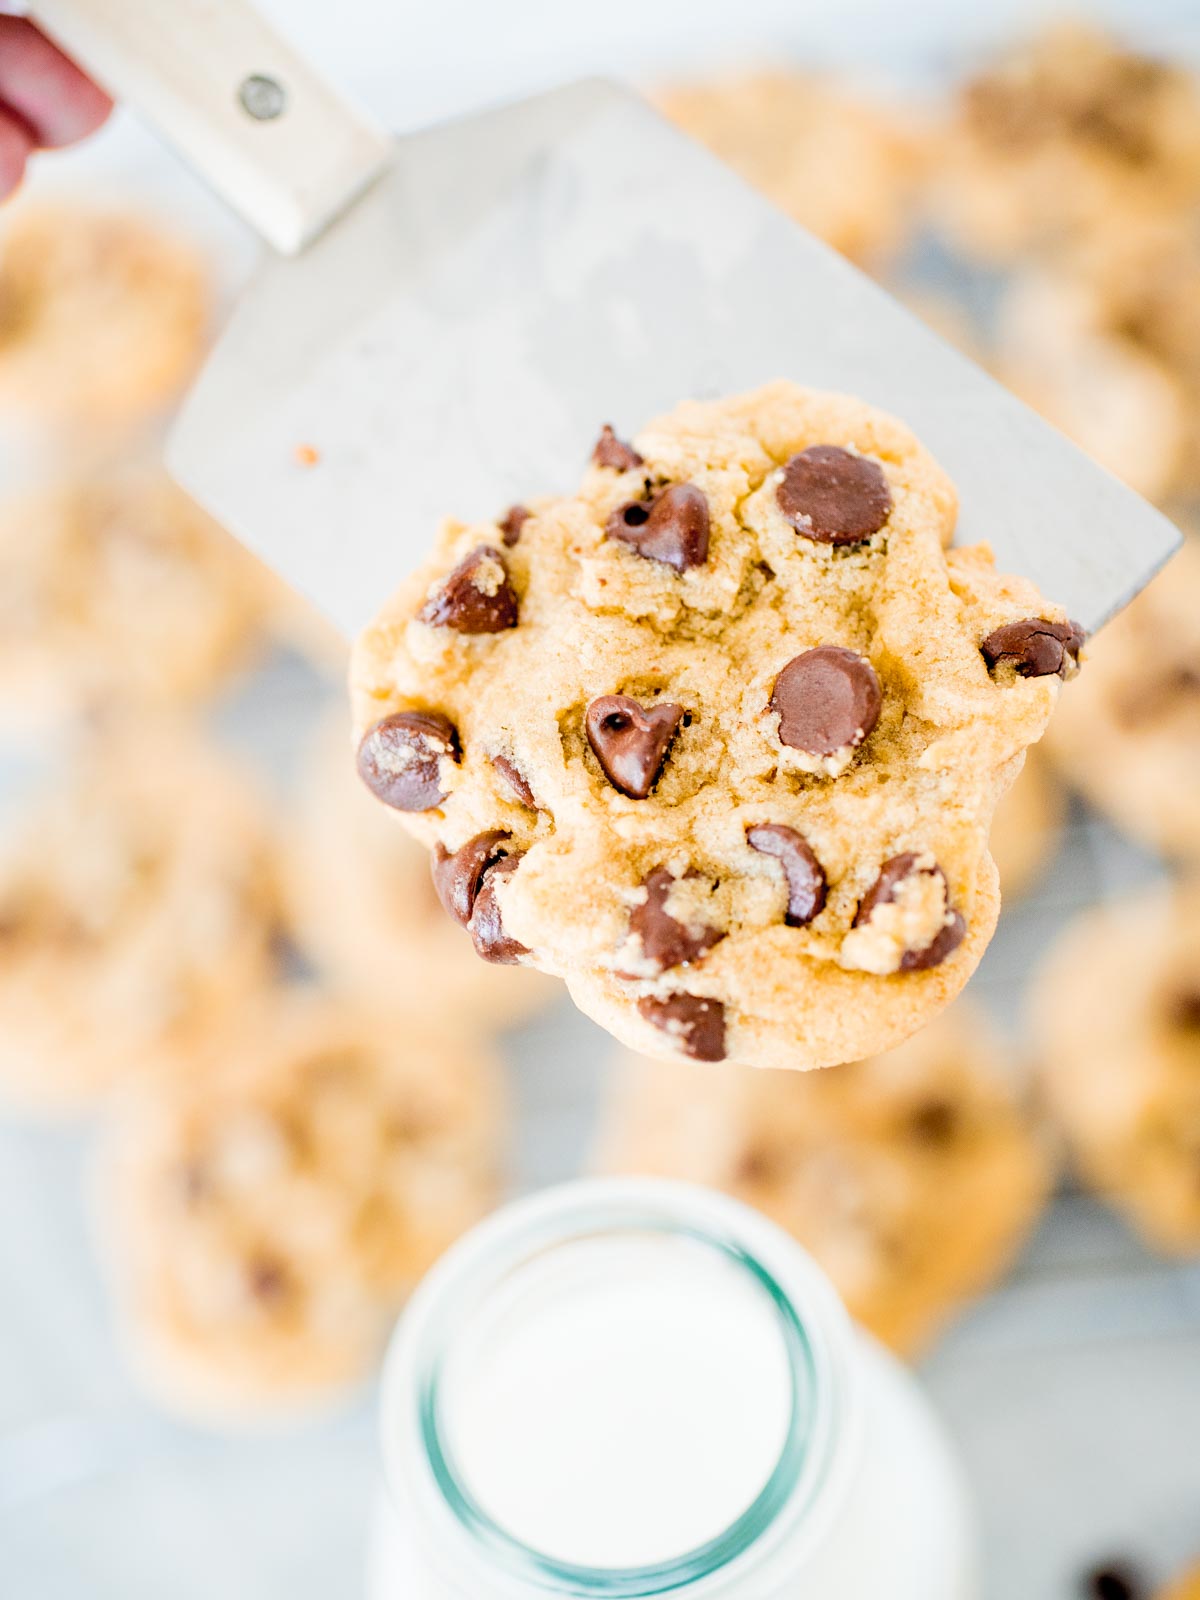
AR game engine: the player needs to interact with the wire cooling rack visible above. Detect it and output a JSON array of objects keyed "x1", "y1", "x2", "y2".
[{"x1": 0, "y1": 649, "x2": 1197, "y2": 1600}]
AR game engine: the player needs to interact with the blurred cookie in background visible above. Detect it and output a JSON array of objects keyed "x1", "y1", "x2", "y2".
[
  {"x1": 282, "y1": 717, "x2": 558, "y2": 1031},
  {"x1": 0, "y1": 204, "x2": 210, "y2": 432},
  {"x1": 1000, "y1": 217, "x2": 1200, "y2": 501},
  {"x1": 989, "y1": 749, "x2": 1064, "y2": 903},
  {"x1": 0, "y1": 468, "x2": 266, "y2": 727},
  {"x1": 1032, "y1": 884, "x2": 1200, "y2": 1255},
  {"x1": 995, "y1": 264, "x2": 1185, "y2": 502},
  {"x1": 598, "y1": 1001, "x2": 1051, "y2": 1356},
  {"x1": 97, "y1": 993, "x2": 505, "y2": 1425},
  {"x1": 931, "y1": 24, "x2": 1200, "y2": 263},
  {"x1": 0, "y1": 719, "x2": 279, "y2": 1111},
  {"x1": 1044, "y1": 531, "x2": 1200, "y2": 863},
  {"x1": 655, "y1": 71, "x2": 927, "y2": 267}
]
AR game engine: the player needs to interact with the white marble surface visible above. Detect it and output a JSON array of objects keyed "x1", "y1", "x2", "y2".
[{"x1": 1, "y1": 4, "x2": 1199, "y2": 1595}]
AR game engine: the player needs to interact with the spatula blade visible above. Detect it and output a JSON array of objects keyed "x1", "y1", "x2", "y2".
[{"x1": 169, "y1": 78, "x2": 1181, "y2": 640}]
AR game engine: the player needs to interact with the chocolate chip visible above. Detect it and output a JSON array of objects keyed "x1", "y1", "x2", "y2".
[
  {"x1": 735, "y1": 1144, "x2": 785, "y2": 1185},
  {"x1": 470, "y1": 853, "x2": 528, "y2": 964},
  {"x1": 908, "y1": 1098, "x2": 960, "y2": 1145},
  {"x1": 585, "y1": 694, "x2": 685, "y2": 799},
  {"x1": 418, "y1": 545, "x2": 518, "y2": 634},
  {"x1": 638, "y1": 993, "x2": 726, "y2": 1061},
  {"x1": 854, "y1": 852, "x2": 967, "y2": 971},
  {"x1": 770, "y1": 646, "x2": 882, "y2": 760},
  {"x1": 492, "y1": 753, "x2": 536, "y2": 808},
  {"x1": 776, "y1": 446, "x2": 893, "y2": 546},
  {"x1": 1081, "y1": 1562, "x2": 1146, "y2": 1600},
  {"x1": 1170, "y1": 990, "x2": 1200, "y2": 1031},
  {"x1": 626, "y1": 867, "x2": 724, "y2": 974},
  {"x1": 179, "y1": 1162, "x2": 212, "y2": 1205},
  {"x1": 606, "y1": 483, "x2": 710, "y2": 573},
  {"x1": 592, "y1": 424, "x2": 644, "y2": 471},
  {"x1": 432, "y1": 830, "x2": 512, "y2": 926},
  {"x1": 499, "y1": 505, "x2": 531, "y2": 547},
  {"x1": 746, "y1": 824, "x2": 828, "y2": 925},
  {"x1": 357, "y1": 711, "x2": 460, "y2": 812},
  {"x1": 247, "y1": 1256, "x2": 290, "y2": 1305},
  {"x1": 981, "y1": 618, "x2": 1085, "y2": 678}
]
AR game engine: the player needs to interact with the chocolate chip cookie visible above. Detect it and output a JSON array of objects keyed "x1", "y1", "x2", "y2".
[
  {"x1": 1032, "y1": 883, "x2": 1200, "y2": 1255},
  {"x1": 1044, "y1": 531, "x2": 1200, "y2": 862},
  {"x1": 655, "y1": 71, "x2": 926, "y2": 266},
  {"x1": 0, "y1": 468, "x2": 265, "y2": 727},
  {"x1": 598, "y1": 1000, "x2": 1050, "y2": 1355},
  {"x1": 996, "y1": 264, "x2": 1185, "y2": 503},
  {"x1": 282, "y1": 717, "x2": 557, "y2": 1027},
  {"x1": 98, "y1": 993, "x2": 504, "y2": 1422},
  {"x1": 0, "y1": 720, "x2": 279, "y2": 1109},
  {"x1": 0, "y1": 203, "x2": 210, "y2": 429},
  {"x1": 931, "y1": 24, "x2": 1200, "y2": 263},
  {"x1": 998, "y1": 216, "x2": 1200, "y2": 503},
  {"x1": 352, "y1": 382, "x2": 1079, "y2": 1071}
]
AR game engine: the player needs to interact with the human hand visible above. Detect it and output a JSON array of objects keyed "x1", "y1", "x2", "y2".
[{"x1": 0, "y1": 17, "x2": 112, "y2": 199}]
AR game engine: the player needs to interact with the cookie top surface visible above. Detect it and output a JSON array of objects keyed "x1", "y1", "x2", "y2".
[
  {"x1": 1031, "y1": 883, "x2": 1200, "y2": 1254},
  {"x1": 1044, "y1": 532, "x2": 1200, "y2": 861},
  {"x1": 0, "y1": 721, "x2": 278, "y2": 1107},
  {"x1": 281, "y1": 716, "x2": 557, "y2": 1027},
  {"x1": 352, "y1": 381, "x2": 1076, "y2": 1071},
  {"x1": 599, "y1": 1000, "x2": 1050, "y2": 1355},
  {"x1": 99, "y1": 993, "x2": 504, "y2": 1421}
]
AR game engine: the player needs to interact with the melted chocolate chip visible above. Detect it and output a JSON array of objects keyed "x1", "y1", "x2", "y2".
[
  {"x1": 776, "y1": 446, "x2": 893, "y2": 545},
  {"x1": 854, "y1": 852, "x2": 967, "y2": 971},
  {"x1": 418, "y1": 545, "x2": 518, "y2": 634},
  {"x1": 432, "y1": 830, "x2": 512, "y2": 926},
  {"x1": 638, "y1": 993, "x2": 726, "y2": 1061},
  {"x1": 592, "y1": 424, "x2": 644, "y2": 471},
  {"x1": 746, "y1": 824, "x2": 828, "y2": 926},
  {"x1": 770, "y1": 646, "x2": 882, "y2": 760},
  {"x1": 499, "y1": 505, "x2": 531, "y2": 547},
  {"x1": 585, "y1": 694, "x2": 685, "y2": 799},
  {"x1": 357, "y1": 711, "x2": 460, "y2": 812},
  {"x1": 470, "y1": 853, "x2": 528, "y2": 964},
  {"x1": 981, "y1": 618, "x2": 1085, "y2": 678},
  {"x1": 606, "y1": 483, "x2": 710, "y2": 573},
  {"x1": 492, "y1": 753, "x2": 536, "y2": 808},
  {"x1": 626, "y1": 867, "x2": 724, "y2": 974}
]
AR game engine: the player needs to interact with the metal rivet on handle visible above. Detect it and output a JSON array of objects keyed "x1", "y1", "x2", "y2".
[{"x1": 238, "y1": 74, "x2": 287, "y2": 121}]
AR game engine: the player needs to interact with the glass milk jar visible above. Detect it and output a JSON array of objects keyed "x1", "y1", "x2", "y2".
[{"x1": 368, "y1": 1179, "x2": 979, "y2": 1599}]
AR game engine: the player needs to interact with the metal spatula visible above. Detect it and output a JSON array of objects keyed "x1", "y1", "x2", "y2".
[{"x1": 34, "y1": 0, "x2": 1181, "y2": 638}]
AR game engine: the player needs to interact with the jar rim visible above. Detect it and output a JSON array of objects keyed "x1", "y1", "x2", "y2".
[{"x1": 380, "y1": 1179, "x2": 853, "y2": 1599}]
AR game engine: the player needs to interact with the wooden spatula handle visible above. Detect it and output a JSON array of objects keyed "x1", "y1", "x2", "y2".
[{"x1": 28, "y1": 0, "x2": 391, "y2": 254}]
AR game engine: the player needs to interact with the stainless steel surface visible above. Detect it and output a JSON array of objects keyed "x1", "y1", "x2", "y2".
[
  {"x1": 0, "y1": 653, "x2": 1197, "y2": 1599},
  {"x1": 168, "y1": 79, "x2": 1180, "y2": 640}
]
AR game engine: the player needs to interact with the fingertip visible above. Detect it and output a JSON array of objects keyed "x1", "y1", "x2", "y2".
[
  {"x1": 0, "y1": 18, "x2": 113, "y2": 150},
  {"x1": 0, "y1": 110, "x2": 32, "y2": 201}
]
